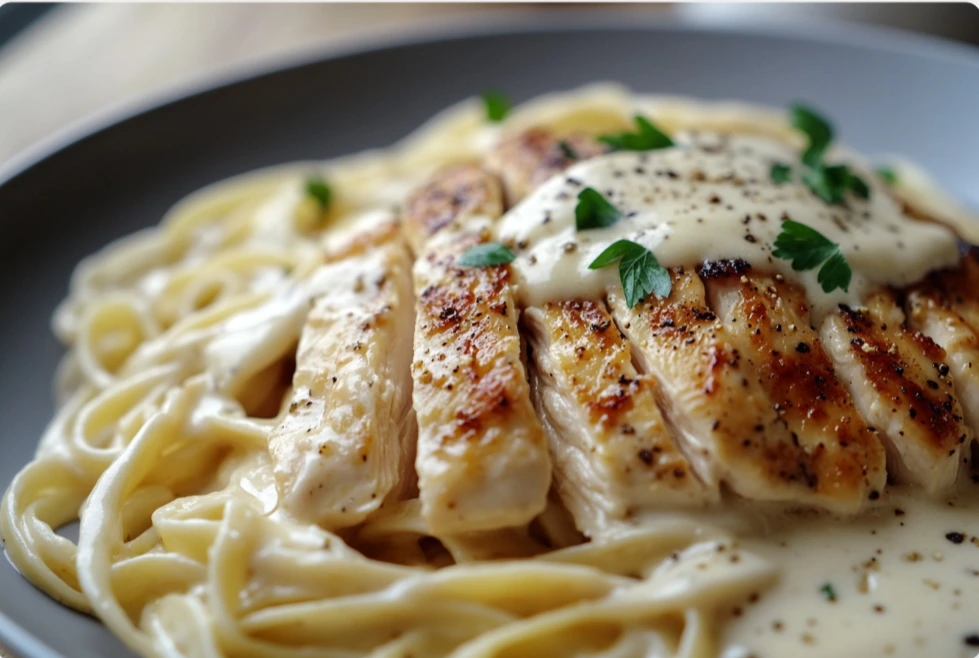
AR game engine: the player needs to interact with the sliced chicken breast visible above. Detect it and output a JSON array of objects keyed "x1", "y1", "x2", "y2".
[
  {"x1": 489, "y1": 129, "x2": 713, "y2": 532},
  {"x1": 404, "y1": 165, "x2": 551, "y2": 534},
  {"x1": 402, "y1": 163, "x2": 505, "y2": 254},
  {"x1": 608, "y1": 264, "x2": 885, "y2": 512},
  {"x1": 524, "y1": 300, "x2": 716, "y2": 536},
  {"x1": 269, "y1": 235, "x2": 417, "y2": 529},
  {"x1": 704, "y1": 269, "x2": 887, "y2": 511},
  {"x1": 820, "y1": 291, "x2": 972, "y2": 495},
  {"x1": 906, "y1": 252, "x2": 979, "y2": 437},
  {"x1": 485, "y1": 128, "x2": 605, "y2": 205}
]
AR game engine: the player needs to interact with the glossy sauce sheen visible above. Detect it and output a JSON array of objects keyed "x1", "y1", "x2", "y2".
[
  {"x1": 715, "y1": 487, "x2": 979, "y2": 658},
  {"x1": 497, "y1": 132, "x2": 960, "y2": 317}
]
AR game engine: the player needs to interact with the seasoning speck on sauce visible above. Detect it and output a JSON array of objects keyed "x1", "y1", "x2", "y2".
[
  {"x1": 945, "y1": 531, "x2": 965, "y2": 544},
  {"x1": 496, "y1": 131, "x2": 959, "y2": 315}
]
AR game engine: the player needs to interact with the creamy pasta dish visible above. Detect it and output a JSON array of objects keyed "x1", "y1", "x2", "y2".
[{"x1": 2, "y1": 84, "x2": 979, "y2": 658}]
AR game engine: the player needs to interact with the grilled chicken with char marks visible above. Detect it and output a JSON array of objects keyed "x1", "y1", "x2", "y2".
[
  {"x1": 606, "y1": 264, "x2": 881, "y2": 510},
  {"x1": 404, "y1": 163, "x2": 551, "y2": 535},
  {"x1": 704, "y1": 268, "x2": 887, "y2": 511},
  {"x1": 275, "y1": 115, "x2": 978, "y2": 539},
  {"x1": 489, "y1": 127, "x2": 714, "y2": 534},
  {"x1": 524, "y1": 301, "x2": 716, "y2": 536},
  {"x1": 820, "y1": 291, "x2": 972, "y2": 495},
  {"x1": 269, "y1": 231, "x2": 417, "y2": 528},
  {"x1": 486, "y1": 128, "x2": 607, "y2": 205},
  {"x1": 906, "y1": 251, "x2": 979, "y2": 437}
]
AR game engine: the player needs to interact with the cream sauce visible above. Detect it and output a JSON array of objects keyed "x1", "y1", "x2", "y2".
[
  {"x1": 711, "y1": 485, "x2": 979, "y2": 658},
  {"x1": 497, "y1": 132, "x2": 961, "y2": 317}
]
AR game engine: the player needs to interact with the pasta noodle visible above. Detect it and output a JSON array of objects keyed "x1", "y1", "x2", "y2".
[{"x1": 2, "y1": 84, "x2": 976, "y2": 658}]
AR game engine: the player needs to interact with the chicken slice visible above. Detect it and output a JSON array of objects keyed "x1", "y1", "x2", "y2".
[
  {"x1": 485, "y1": 128, "x2": 606, "y2": 205},
  {"x1": 405, "y1": 165, "x2": 551, "y2": 534},
  {"x1": 489, "y1": 131, "x2": 714, "y2": 532},
  {"x1": 704, "y1": 270, "x2": 886, "y2": 512},
  {"x1": 524, "y1": 300, "x2": 716, "y2": 536},
  {"x1": 609, "y1": 264, "x2": 879, "y2": 511},
  {"x1": 906, "y1": 252, "x2": 979, "y2": 437},
  {"x1": 269, "y1": 235, "x2": 417, "y2": 529},
  {"x1": 402, "y1": 163, "x2": 505, "y2": 254},
  {"x1": 820, "y1": 292, "x2": 972, "y2": 495}
]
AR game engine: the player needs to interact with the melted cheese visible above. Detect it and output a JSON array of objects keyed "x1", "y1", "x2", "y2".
[{"x1": 498, "y1": 132, "x2": 961, "y2": 317}]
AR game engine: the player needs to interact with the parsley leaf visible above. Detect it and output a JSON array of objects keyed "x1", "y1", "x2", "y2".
[
  {"x1": 305, "y1": 177, "x2": 332, "y2": 210},
  {"x1": 557, "y1": 140, "x2": 578, "y2": 160},
  {"x1": 771, "y1": 163, "x2": 793, "y2": 184},
  {"x1": 803, "y1": 164, "x2": 849, "y2": 205},
  {"x1": 575, "y1": 188, "x2": 622, "y2": 231},
  {"x1": 588, "y1": 239, "x2": 671, "y2": 308},
  {"x1": 481, "y1": 90, "x2": 510, "y2": 122},
  {"x1": 598, "y1": 115, "x2": 673, "y2": 152},
  {"x1": 789, "y1": 104, "x2": 870, "y2": 205},
  {"x1": 820, "y1": 582, "x2": 838, "y2": 602},
  {"x1": 876, "y1": 167, "x2": 897, "y2": 185},
  {"x1": 773, "y1": 220, "x2": 839, "y2": 270},
  {"x1": 791, "y1": 104, "x2": 834, "y2": 168},
  {"x1": 457, "y1": 242, "x2": 515, "y2": 267},
  {"x1": 846, "y1": 170, "x2": 870, "y2": 199},
  {"x1": 803, "y1": 164, "x2": 869, "y2": 204},
  {"x1": 588, "y1": 239, "x2": 637, "y2": 269},
  {"x1": 817, "y1": 251, "x2": 852, "y2": 294},
  {"x1": 773, "y1": 220, "x2": 852, "y2": 293}
]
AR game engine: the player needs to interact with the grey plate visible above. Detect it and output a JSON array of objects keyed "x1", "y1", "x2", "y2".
[{"x1": 1, "y1": 16, "x2": 978, "y2": 658}]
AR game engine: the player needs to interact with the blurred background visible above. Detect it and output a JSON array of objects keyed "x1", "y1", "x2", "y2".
[{"x1": 0, "y1": 2, "x2": 977, "y2": 172}]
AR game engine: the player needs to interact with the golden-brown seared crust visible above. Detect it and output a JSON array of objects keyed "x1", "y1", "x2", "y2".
[
  {"x1": 486, "y1": 128, "x2": 607, "y2": 204},
  {"x1": 610, "y1": 266, "x2": 846, "y2": 508},
  {"x1": 838, "y1": 304, "x2": 960, "y2": 447},
  {"x1": 525, "y1": 300, "x2": 713, "y2": 534},
  {"x1": 820, "y1": 291, "x2": 971, "y2": 495},
  {"x1": 325, "y1": 220, "x2": 402, "y2": 262},
  {"x1": 906, "y1": 253, "x2": 979, "y2": 447},
  {"x1": 402, "y1": 163, "x2": 504, "y2": 253},
  {"x1": 408, "y1": 166, "x2": 550, "y2": 535},
  {"x1": 556, "y1": 300, "x2": 652, "y2": 430},
  {"x1": 705, "y1": 272, "x2": 886, "y2": 509}
]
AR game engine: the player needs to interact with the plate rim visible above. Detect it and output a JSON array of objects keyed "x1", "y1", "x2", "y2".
[{"x1": 2, "y1": 13, "x2": 978, "y2": 658}]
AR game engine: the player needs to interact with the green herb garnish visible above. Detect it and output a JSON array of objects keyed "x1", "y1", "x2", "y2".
[
  {"x1": 877, "y1": 167, "x2": 898, "y2": 185},
  {"x1": 305, "y1": 177, "x2": 332, "y2": 211},
  {"x1": 558, "y1": 140, "x2": 578, "y2": 160},
  {"x1": 791, "y1": 104, "x2": 834, "y2": 168},
  {"x1": 789, "y1": 104, "x2": 870, "y2": 205},
  {"x1": 846, "y1": 170, "x2": 870, "y2": 199},
  {"x1": 802, "y1": 164, "x2": 847, "y2": 205},
  {"x1": 589, "y1": 239, "x2": 671, "y2": 308},
  {"x1": 481, "y1": 90, "x2": 510, "y2": 123},
  {"x1": 771, "y1": 163, "x2": 793, "y2": 184},
  {"x1": 598, "y1": 115, "x2": 673, "y2": 152},
  {"x1": 575, "y1": 188, "x2": 622, "y2": 231},
  {"x1": 820, "y1": 582, "x2": 838, "y2": 602},
  {"x1": 457, "y1": 242, "x2": 515, "y2": 267},
  {"x1": 773, "y1": 220, "x2": 852, "y2": 293},
  {"x1": 801, "y1": 164, "x2": 869, "y2": 205}
]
